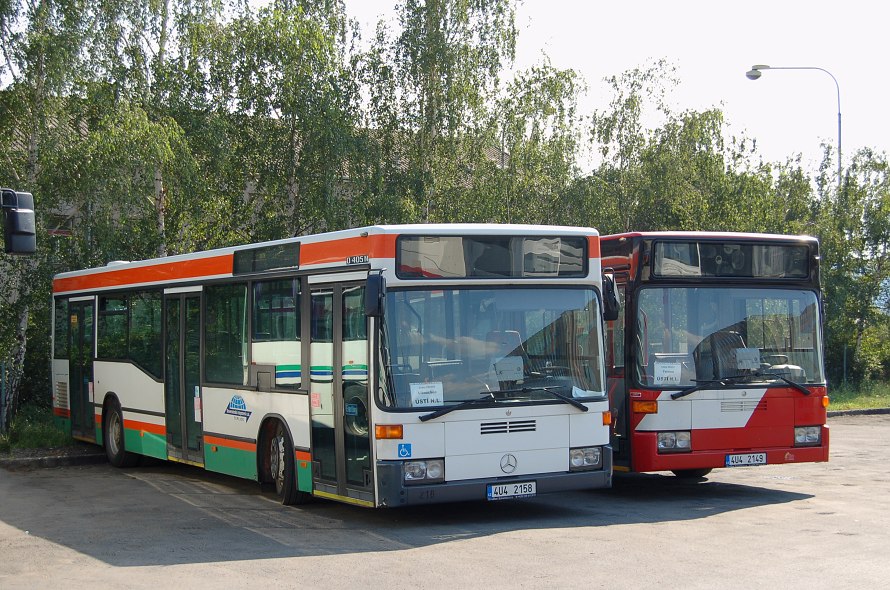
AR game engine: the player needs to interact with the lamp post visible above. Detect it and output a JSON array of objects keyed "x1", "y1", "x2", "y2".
[{"x1": 745, "y1": 64, "x2": 842, "y2": 187}]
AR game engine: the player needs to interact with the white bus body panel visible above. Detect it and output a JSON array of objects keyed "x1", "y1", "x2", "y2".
[
  {"x1": 374, "y1": 401, "x2": 609, "y2": 481},
  {"x1": 93, "y1": 362, "x2": 165, "y2": 432},
  {"x1": 636, "y1": 388, "x2": 768, "y2": 431},
  {"x1": 202, "y1": 386, "x2": 312, "y2": 450}
]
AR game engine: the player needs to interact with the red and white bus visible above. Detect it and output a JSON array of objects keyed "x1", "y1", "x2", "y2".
[
  {"x1": 601, "y1": 232, "x2": 829, "y2": 477},
  {"x1": 51, "y1": 224, "x2": 615, "y2": 507}
]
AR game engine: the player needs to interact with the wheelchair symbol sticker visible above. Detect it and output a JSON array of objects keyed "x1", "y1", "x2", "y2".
[{"x1": 398, "y1": 444, "x2": 412, "y2": 458}]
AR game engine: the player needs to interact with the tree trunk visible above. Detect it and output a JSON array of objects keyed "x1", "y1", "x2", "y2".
[
  {"x1": 155, "y1": 167, "x2": 167, "y2": 257},
  {"x1": 1, "y1": 307, "x2": 29, "y2": 432},
  {"x1": 2, "y1": 0, "x2": 47, "y2": 432}
]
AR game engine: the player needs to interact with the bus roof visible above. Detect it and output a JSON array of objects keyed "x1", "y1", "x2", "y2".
[
  {"x1": 602, "y1": 231, "x2": 818, "y2": 243},
  {"x1": 52, "y1": 223, "x2": 600, "y2": 293}
]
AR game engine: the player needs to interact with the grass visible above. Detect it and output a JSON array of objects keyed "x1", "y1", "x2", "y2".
[
  {"x1": 0, "y1": 404, "x2": 72, "y2": 454},
  {"x1": 828, "y1": 381, "x2": 890, "y2": 411}
]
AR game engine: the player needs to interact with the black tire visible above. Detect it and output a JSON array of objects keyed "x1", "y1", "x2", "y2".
[
  {"x1": 671, "y1": 468, "x2": 712, "y2": 479},
  {"x1": 104, "y1": 399, "x2": 140, "y2": 468},
  {"x1": 269, "y1": 421, "x2": 309, "y2": 505}
]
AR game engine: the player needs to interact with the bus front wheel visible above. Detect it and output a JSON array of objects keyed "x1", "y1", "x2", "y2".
[{"x1": 268, "y1": 421, "x2": 309, "y2": 505}]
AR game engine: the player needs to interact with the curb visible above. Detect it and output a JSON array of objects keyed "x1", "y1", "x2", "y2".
[
  {"x1": 828, "y1": 407, "x2": 890, "y2": 417},
  {"x1": 0, "y1": 450, "x2": 107, "y2": 470}
]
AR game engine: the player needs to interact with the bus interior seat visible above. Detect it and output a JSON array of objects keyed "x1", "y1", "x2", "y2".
[
  {"x1": 694, "y1": 330, "x2": 746, "y2": 381},
  {"x1": 763, "y1": 362, "x2": 806, "y2": 380}
]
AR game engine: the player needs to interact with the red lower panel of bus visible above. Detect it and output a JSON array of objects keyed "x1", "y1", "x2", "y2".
[
  {"x1": 626, "y1": 386, "x2": 829, "y2": 473},
  {"x1": 629, "y1": 426, "x2": 830, "y2": 472}
]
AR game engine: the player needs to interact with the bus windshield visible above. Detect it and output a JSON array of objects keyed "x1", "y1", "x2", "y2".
[
  {"x1": 634, "y1": 287, "x2": 824, "y2": 387},
  {"x1": 380, "y1": 287, "x2": 605, "y2": 409}
]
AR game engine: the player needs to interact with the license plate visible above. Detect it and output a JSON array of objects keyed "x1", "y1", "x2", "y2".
[
  {"x1": 725, "y1": 452, "x2": 767, "y2": 467},
  {"x1": 487, "y1": 481, "x2": 536, "y2": 500}
]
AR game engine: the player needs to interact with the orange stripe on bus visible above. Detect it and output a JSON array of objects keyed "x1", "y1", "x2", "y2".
[
  {"x1": 53, "y1": 407, "x2": 71, "y2": 418},
  {"x1": 123, "y1": 419, "x2": 166, "y2": 436},
  {"x1": 53, "y1": 253, "x2": 234, "y2": 294},
  {"x1": 588, "y1": 235, "x2": 601, "y2": 259},
  {"x1": 295, "y1": 450, "x2": 311, "y2": 462},
  {"x1": 204, "y1": 434, "x2": 257, "y2": 452},
  {"x1": 301, "y1": 234, "x2": 396, "y2": 266}
]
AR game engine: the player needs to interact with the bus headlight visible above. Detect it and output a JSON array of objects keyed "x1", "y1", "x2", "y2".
[
  {"x1": 657, "y1": 431, "x2": 692, "y2": 453},
  {"x1": 569, "y1": 446, "x2": 603, "y2": 471},
  {"x1": 794, "y1": 426, "x2": 821, "y2": 446},
  {"x1": 403, "y1": 459, "x2": 445, "y2": 485}
]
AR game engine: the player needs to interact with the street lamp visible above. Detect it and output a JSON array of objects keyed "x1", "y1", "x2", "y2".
[{"x1": 745, "y1": 64, "x2": 842, "y2": 187}]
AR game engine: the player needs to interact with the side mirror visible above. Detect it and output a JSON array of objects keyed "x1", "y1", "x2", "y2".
[
  {"x1": 2, "y1": 189, "x2": 36, "y2": 255},
  {"x1": 602, "y1": 273, "x2": 620, "y2": 322},
  {"x1": 365, "y1": 272, "x2": 386, "y2": 317}
]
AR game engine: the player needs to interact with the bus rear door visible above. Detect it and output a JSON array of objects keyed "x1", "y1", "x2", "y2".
[
  {"x1": 69, "y1": 298, "x2": 95, "y2": 440},
  {"x1": 164, "y1": 291, "x2": 204, "y2": 466}
]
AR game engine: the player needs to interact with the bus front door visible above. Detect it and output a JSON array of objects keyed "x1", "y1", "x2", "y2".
[
  {"x1": 164, "y1": 294, "x2": 204, "y2": 466},
  {"x1": 309, "y1": 282, "x2": 373, "y2": 506},
  {"x1": 69, "y1": 299, "x2": 94, "y2": 440}
]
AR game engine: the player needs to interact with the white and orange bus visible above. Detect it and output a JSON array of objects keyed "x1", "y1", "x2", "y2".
[
  {"x1": 51, "y1": 224, "x2": 615, "y2": 507},
  {"x1": 602, "y1": 232, "x2": 829, "y2": 477}
]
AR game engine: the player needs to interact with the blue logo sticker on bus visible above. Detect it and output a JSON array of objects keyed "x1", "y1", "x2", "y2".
[
  {"x1": 225, "y1": 395, "x2": 252, "y2": 421},
  {"x1": 398, "y1": 443, "x2": 412, "y2": 458},
  {"x1": 345, "y1": 403, "x2": 358, "y2": 416}
]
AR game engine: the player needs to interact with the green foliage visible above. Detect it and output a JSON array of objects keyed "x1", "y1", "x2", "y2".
[
  {"x1": 826, "y1": 381, "x2": 890, "y2": 411},
  {"x1": 3, "y1": 0, "x2": 890, "y2": 425},
  {"x1": 0, "y1": 405, "x2": 71, "y2": 453}
]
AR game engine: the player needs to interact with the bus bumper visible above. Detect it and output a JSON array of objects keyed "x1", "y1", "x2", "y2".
[
  {"x1": 629, "y1": 426, "x2": 830, "y2": 473},
  {"x1": 375, "y1": 450, "x2": 612, "y2": 507}
]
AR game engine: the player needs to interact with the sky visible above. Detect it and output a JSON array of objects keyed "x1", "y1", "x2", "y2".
[{"x1": 343, "y1": 0, "x2": 889, "y2": 174}]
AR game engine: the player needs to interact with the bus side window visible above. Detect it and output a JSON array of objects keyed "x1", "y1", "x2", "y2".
[{"x1": 607, "y1": 284, "x2": 626, "y2": 377}]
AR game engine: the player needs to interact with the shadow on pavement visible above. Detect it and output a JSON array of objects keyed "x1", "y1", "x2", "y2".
[{"x1": 0, "y1": 460, "x2": 811, "y2": 567}]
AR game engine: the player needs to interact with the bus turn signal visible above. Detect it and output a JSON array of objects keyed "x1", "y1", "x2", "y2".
[
  {"x1": 632, "y1": 400, "x2": 658, "y2": 414},
  {"x1": 375, "y1": 424, "x2": 404, "y2": 439}
]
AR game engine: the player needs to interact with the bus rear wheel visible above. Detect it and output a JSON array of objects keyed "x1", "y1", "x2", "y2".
[
  {"x1": 671, "y1": 468, "x2": 712, "y2": 479},
  {"x1": 104, "y1": 399, "x2": 139, "y2": 468},
  {"x1": 268, "y1": 421, "x2": 309, "y2": 505}
]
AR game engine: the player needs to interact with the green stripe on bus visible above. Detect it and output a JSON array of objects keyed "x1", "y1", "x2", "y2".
[
  {"x1": 204, "y1": 444, "x2": 257, "y2": 480},
  {"x1": 277, "y1": 364, "x2": 301, "y2": 370},
  {"x1": 297, "y1": 458, "x2": 312, "y2": 492},
  {"x1": 123, "y1": 427, "x2": 167, "y2": 460}
]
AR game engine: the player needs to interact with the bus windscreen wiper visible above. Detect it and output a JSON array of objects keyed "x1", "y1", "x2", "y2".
[
  {"x1": 670, "y1": 378, "x2": 737, "y2": 400},
  {"x1": 496, "y1": 386, "x2": 589, "y2": 412},
  {"x1": 760, "y1": 371, "x2": 812, "y2": 396},
  {"x1": 419, "y1": 395, "x2": 495, "y2": 422},
  {"x1": 671, "y1": 371, "x2": 812, "y2": 400},
  {"x1": 419, "y1": 385, "x2": 590, "y2": 421}
]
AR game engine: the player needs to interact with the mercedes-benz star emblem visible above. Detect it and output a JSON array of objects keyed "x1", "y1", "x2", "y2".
[{"x1": 500, "y1": 453, "x2": 517, "y2": 474}]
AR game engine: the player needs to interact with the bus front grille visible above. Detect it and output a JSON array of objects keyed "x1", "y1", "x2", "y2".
[
  {"x1": 721, "y1": 399, "x2": 767, "y2": 413},
  {"x1": 480, "y1": 419, "x2": 537, "y2": 435}
]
